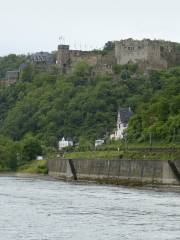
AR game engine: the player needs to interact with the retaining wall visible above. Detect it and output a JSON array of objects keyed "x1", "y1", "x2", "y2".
[{"x1": 48, "y1": 158, "x2": 180, "y2": 185}]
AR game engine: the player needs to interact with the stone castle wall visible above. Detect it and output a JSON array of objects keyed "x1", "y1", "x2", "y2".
[
  {"x1": 57, "y1": 39, "x2": 180, "y2": 73},
  {"x1": 115, "y1": 39, "x2": 170, "y2": 70},
  {"x1": 69, "y1": 50, "x2": 100, "y2": 66},
  {"x1": 57, "y1": 44, "x2": 116, "y2": 74},
  {"x1": 115, "y1": 39, "x2": 149, "y2": 65},
  {"x1": 115, "y1": 39, "x2": 180, "y2": 70}
]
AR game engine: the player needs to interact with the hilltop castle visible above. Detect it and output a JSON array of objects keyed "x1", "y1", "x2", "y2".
[
  {"x1": 57, "y1": 39, "x2": 180, "y2": 73},
  {"x1": 57, "y1": 44, "x2": 115, "y2": 74},
  {"x1": 1, "y1": 38, "x2": 180, "y2": 87}
]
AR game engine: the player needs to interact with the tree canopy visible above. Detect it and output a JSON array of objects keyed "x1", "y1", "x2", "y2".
[{"x1": 0, "y1": 54, "x2": 180, "y2": 169}]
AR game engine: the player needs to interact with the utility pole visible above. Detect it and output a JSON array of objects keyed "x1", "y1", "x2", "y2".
[
  {"x1": 124, "y1": 133, "x2": 128, "y2": 151},
  {"x1": 173, "y1": 128, "x2": 176, "y2": 143},
  {"x1": 149, "y1": 132, "x2": 152, "y2": 148}
]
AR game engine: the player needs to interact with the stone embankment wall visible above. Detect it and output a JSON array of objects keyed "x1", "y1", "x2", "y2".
[{"x1": 48, "y1": 158, "x2": 180, "y2": 185}]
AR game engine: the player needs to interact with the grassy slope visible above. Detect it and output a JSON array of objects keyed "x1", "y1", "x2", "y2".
[
  {"x1": 65, "y1": 150, "x2": 180, "y2": 161},
  {"x1": 65, "y1": 150, "x2": 124, "y2": 159},
  {"x1": 65, "y1": 140, "x2": 180, "y2": 160},
  {"x1": 16, "y1": 141, "x2": 180, "y2": 174},
  {"x1": 18, "y1": 160, "x2": 48, "y2": 174}
]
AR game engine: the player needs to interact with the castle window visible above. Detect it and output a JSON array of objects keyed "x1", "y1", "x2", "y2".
[{"x1": 128, "y1": 46, "x2": 134, "y2": 51}]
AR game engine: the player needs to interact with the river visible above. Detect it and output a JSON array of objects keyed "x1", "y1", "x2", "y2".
[{"x1": 0, "y1": 176, "x2": 180, "y2": 240}]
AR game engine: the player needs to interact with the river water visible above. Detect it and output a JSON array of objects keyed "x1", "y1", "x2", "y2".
[{"x1": 0, "y1": 177, "x2": 180, "y2": 240}]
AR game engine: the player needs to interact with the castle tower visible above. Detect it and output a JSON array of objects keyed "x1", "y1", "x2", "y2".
[
  {"x1": 57, "y1": 45, "x2": 70, "y2": 72},
  {"x1": 114, "y1": 39, "x2": 176, "y2": 70}
]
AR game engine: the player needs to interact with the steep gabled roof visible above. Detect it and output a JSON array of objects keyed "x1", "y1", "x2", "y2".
[
  {"x1": 119, "y1": 107, "x2": 133, "y2": 124},
  {"x1": 30, "y1": 52, "x2": 53, "y2": 63}
]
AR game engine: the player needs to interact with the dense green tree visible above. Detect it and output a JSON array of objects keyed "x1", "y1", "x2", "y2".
[
  {"x1": 21, "y1": 135, "x2": 42, "y2": 162},
  {"x1": 0, "y1": 136, "x2": 19, "y2": 171},
  {"x1": 0, "y1": 54, "x2": 26, "y2": 79},
  {"x1": 0, "y1": 53, "x2": 179, "y2": 171}
]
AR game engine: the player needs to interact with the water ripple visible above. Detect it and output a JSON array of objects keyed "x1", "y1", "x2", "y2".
[{"x1": 0, "y1": 177, "x2": 180, "y2": 240}]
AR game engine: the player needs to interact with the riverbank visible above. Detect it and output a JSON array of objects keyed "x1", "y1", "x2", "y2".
[
  {"x1": 0, "y1": 160, "x2": 48, "y2": 178},
  {"x1": 1, "y1": 150, "x2": 180, "y2": 190},
  {"x1": 48, "y1": 157, "x2": 180, "y2": 187},
  {"x1": 17, "y1": 159, "x2": 48, "y2": 174},
  {"x1": 2, "y1": 172, "x2": 180, "y2": 194},
  {"x1": 0, "y1": 172, "x2": 52, "y2": 180}
]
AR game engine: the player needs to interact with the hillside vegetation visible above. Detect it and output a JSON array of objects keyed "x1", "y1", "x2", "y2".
[
  {"x1": 0, "y1": 54, "x2": 25, "y2": 79},
  {"x1": 0, "y1": 54, "x2": 180, "y2": 170}
]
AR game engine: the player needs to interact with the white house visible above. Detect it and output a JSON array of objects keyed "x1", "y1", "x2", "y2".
[
  {"x1": 110, "y1": 107, "x2": 133, "y2": 140},
  {"x1": 58, "y1": 137, "x2": 73, "y2": 150},
  {"x1": 95, "y1": 139, "x2": 104, "y2": 147},
  {"x1": 36, "y1": 156, "x2": 43, "y2": 161}
]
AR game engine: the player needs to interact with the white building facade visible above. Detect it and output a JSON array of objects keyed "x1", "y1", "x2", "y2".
[
  {"x1": 110, "y1": 107, "x2": 133, "y2": 140},
  {"x1": 95, "y1": 139, "x2": 104, "y2": 147},
  {"x1": 58, "y1": 137, "x2": 73, "y2": 150}
]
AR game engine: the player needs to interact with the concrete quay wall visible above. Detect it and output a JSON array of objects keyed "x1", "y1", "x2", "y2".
[{"x1": 48, "y1": 158, "x2": 180, "y2": 185}]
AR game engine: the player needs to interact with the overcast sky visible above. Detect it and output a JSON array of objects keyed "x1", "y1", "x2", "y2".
[{"x1": 0, "y1": 0, "x2": 179, "y2": 56}]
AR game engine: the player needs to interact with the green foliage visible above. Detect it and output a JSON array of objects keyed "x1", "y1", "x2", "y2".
[
  {"x1": 20, "y1": 64, "x2": 35, "y2": 82},
  {"x1": 0, "y1": 136, "x2": 19, "y2": 171},
  {"x1": 103, "y1": 41, "x2": 115, "y2": 51},
  {"x1": 72, "y1": 61, "x2": 91, "y2": 77},
  {"x1": 113, "y1": 63, "x2": 138, "y2": 75},
  {"x1": 0, "y1": 134, "x2": 43, "y2": 171},
  {"x1": 18, "y1": 160, "x2": 48, "y2": 174},
  {"x1": 65, "y1": 150, "x2": 123, "y2": 160},
  {"x1": 0, "y1": 51, "x2": 180, "y2": 171},
  {"x1": 1, "y1": 64, "x2": 180, "y2": 146},
  {"x1": 65, "y1": 148, "x2": 180, "y2": 161},
  {"x1": 175, "y1": 43, "x2": 180, "y2": 52},
  {"x1": 21, "y1": 135, "x2": 42, "y2": 162},
  {"x1": 128, "y1": 67, "x2": 180, "y2": 142},
  {"x1": 76, "y1": 137, "x2": 93, "y2": 151},
  {"x1": 0, "y1": 54, "x2": 26, "y2": 79}
]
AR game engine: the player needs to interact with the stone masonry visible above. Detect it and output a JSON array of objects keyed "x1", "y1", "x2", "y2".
[
  {"x1": 57, "y1": 39, "x2": 180, "y2": 73},
  {"x1": 115, "y1": 38, "x2": 179, "y2": 70}
]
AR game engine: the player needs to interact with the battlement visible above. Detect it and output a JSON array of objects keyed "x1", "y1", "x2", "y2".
[
  {"x1": 115, "y1": 39, "x2": 180, "y2": 70},
  {"x1": 58, "y1": 45, "x2": 69, "y2": 50},
  {"x1": 57, "y1": 45, "x2": 101, "y2": 73},
  {"x1": 57, "y1": 39, "x2": 180, "y2": 73}
]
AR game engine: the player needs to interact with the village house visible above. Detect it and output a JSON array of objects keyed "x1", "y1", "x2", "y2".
[
  {"x1": 58, "y1": 137, "x2": 73, "y2": 150},
  {"x1": 95, "y1": 139, "x2": 105, "y2": 147},
  {"x1": 5, "y1": 70, "x2": 20, "y2": 85},
  {"x1": 110, "y1": 107, "x2": 133, "y2": 140},
  {"x1": 30, "y1": 52, "x2": 54, "y2": 65}
]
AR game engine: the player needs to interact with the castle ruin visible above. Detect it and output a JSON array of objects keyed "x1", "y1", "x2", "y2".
[
  {"x1": 115, "y1": 39, "x2": 180, "y2": 70},
  {"x1": 1, "y1": 38, "x2": 179, "y2": 87},
  {"x1": 57, "y1": 44, "x2": 115, "y2": 74},
  {"x1": 57, "y1": 39, "x2": 180, "y2": 73}
]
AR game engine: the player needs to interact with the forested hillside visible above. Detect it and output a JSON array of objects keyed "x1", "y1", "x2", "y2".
[
  {"x1": 0, "y1": 62, "x2": 154, "y2": 144},
  {"x1": 0, "y1": 55, "x2": 180, "y2": 170},
  {"x1": 128, "y1": 68, "x2": 180, "y2": 142}
]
